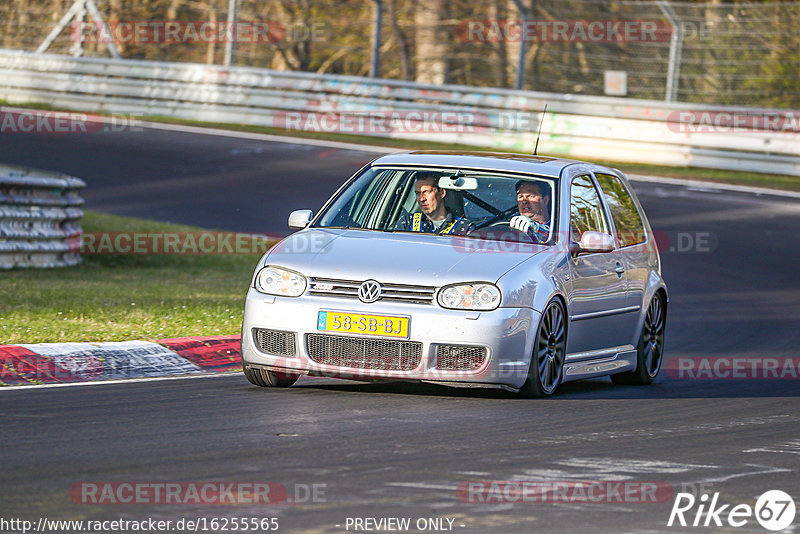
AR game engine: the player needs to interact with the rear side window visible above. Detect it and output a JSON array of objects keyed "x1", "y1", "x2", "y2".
[
  {"x1": 595, "y1": 173, "x2": 646, "y2": 247},
  {"x1": 570, "y1": 175, "x2": 609, "y2": 239}
]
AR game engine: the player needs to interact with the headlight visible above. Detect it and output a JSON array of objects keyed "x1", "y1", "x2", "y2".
[
  {"x1": 255, "y1": 266, "x2": 307, "y2": 297},
  {"x1": 437, "y1": 283, "x2": 501, "y2": 311}
]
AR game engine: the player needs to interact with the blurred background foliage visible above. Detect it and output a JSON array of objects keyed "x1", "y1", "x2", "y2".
[{"x1": 2, "y1": 0, "x2": 798, "y2": 108}]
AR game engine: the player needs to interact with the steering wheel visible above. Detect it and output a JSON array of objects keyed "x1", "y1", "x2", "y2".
[
  {"x1": 472, "y1": 205, "x2": 519, "y2": 231},
  {"x1": 469, "y1": 215, "x2": 539, "y2": 243}
]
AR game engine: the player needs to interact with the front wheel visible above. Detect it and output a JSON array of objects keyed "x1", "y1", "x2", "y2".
[
  {"x1": 611, "y1": 293, "x2": 666, "y2": 386},
  {"x1": 519, "y1": 300, "x2": 566, "y2": 397},
  {"x1": 243, "y1": 364, "x2": 300, "y2": 388}
]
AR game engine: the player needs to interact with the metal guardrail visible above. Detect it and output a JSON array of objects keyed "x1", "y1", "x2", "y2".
[
  {"x1": 0, "y1": 164, "x2": 84, "y2": 269},
  {"x1": 0, "y1": 49, "x2": 798, "y2": 176}
]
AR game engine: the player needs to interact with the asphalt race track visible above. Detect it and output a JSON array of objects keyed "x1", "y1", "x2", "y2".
[
  {"x1": 1, "y1": 126, "x2": 799, "y2": 533},
  {"x1": 0, "y1": 125, "x2": 378, "y2": 235}
]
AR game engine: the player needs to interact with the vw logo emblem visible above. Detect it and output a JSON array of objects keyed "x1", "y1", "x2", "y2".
[{"x1": 358, "y1": 280, "x2": 382, "y2": 303}]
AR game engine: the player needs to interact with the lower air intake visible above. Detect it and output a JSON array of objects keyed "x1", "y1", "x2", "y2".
[
  {"x1": 253, "y1": 328, "x2": 297, "y2": 357},
  {"x1": 306, "y1": 333, "x2": 422, "y2": 371},
  {"x1": 436, "y1": 344, "x2": 488, "y2": 370}
]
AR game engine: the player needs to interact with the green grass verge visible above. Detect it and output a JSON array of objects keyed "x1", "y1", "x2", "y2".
[
  {"x1": 0, "y1": 211, "x2": 267, "y2": 344},
  {"x1": 2, "y1": 99, "x2": 798, "y2": 192}
]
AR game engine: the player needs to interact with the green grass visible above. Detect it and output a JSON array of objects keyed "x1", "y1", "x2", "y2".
[
  {"x1": 3, "y1": 99, "x2": 798, "y2": 192},
  {"x1": 0, "y1": 211, "x2": 269, "y2": 344}
]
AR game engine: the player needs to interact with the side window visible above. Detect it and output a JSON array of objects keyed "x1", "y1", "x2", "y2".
[
  {"x1": 595, "y1": 173, "x2": 646, "y2": 247},
  {"x1": 324, "y1": 169, "x2": 394, "y2": 228},
  {"x1": 570, "y1": 175, "x2": 609, "y2": 240}
]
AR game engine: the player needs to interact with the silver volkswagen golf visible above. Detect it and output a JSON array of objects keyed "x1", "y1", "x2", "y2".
[{"x1": 241, "y1": 151, "x2": 667, "y2": 396}]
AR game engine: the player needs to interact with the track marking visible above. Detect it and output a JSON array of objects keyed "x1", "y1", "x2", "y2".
[
  {"x1": 139, "y1": 120, "x2": 397, "y2": 154},
  {"x1": 556, "y1": 458, "x2": 717, "y2": 474},
  {"x1": 744, "y1": 439, "x2": 800, "y2": 455},
  {"x1": 387, "y1": 482, "x2": 459, "y2": 491},
  {"x1": 686, "y1": 464, "x2": 792, "y2": 484},
  {"x1": 627, "y1": 173, "x2": 800, "y2": 199},
  {"x1": 539, "y1": 415, "x2": 797, "y2": 445},
  {"x1": 0, "y1": 370, "x2": 241, "y2": 391}
]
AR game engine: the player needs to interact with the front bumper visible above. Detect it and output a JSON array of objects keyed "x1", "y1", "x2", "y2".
[{"x1": 241, "y1": 288, "x2": 540, "y2": 390}]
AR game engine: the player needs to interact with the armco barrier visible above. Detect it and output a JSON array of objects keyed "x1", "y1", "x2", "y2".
[
  {"x1": 0, "y1": 49, "x2": 798, "y2": 176},
  {"x1": 0, "y1": 164, "x2": 84, "y2": 268}
]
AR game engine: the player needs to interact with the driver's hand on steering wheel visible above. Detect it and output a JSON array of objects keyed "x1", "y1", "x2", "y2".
[{"x1": 509, "y1": 215, "x2": 533, "y2": 234}]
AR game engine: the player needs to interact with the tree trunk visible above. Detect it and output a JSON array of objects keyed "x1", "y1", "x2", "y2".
[
  {"x1": 205, "y1": 0, "x2": 217, "y2": 64},
  {"x1": 388, "y1": 0, "x2": 411, "y2": 80},
  {"x1": 414, "y1": 0, "x2": 447, "y2": 84},
  {"x1": 697, "y1": 0, "x2": 723, "y2": 102},
  {"x1": 489, "y1": 0, "x2": 509, "y2": 88}
]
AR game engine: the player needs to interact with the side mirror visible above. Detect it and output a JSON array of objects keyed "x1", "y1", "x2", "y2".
[
  {"x1": 288, "y1": 209, "x2": 313, "y2": 230},
  {"x1": 570, "y1": 231, "x2": 614, "y2": 256}
]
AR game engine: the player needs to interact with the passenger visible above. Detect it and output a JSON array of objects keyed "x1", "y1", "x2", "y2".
[
  {"x1": 509, "y1": 180, "x2": 551, "y2": 242},
  {"x1": 394, "y1": 172, "x2": 474, "y2": 235}
]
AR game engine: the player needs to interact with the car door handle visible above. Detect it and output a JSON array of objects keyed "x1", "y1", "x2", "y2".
[{"x1": 615, "y1": 263, "x2": 625, "y2": 276}]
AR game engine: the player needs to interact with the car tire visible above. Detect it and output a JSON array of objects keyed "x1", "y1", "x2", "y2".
[
  {"x1": 243, "y1": 364, "x2": 300, "y2": 388},
  {"x1": 611, "y1": 292, "x2": 666, "y2": 386},
  {"x1": 519, "y1": 299, "x2": 566, "y2": 398}
]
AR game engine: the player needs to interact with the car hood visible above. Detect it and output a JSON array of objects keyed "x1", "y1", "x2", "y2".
[{"x1": 263, "y1": 228, "x2": 547, "y2": 285}]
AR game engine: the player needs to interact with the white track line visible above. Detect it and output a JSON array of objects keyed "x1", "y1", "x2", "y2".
[
  {"x1": 627, "y1": 173, "x2": 800, "y2": 199},
  {"x1": 139, "y1": 120, "x2": 397, "y2": 154},
  {"x1": 0, "y1": 371, "x2": 241, "y2": 391}
]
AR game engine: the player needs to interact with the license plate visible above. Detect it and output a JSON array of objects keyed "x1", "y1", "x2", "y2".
[{"x1": 317, "y1": 310, "x2": 409, "y2": 338}]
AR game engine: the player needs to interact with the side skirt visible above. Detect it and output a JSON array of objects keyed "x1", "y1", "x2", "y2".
[{"x1": 562, "y1": 345, "x2": 637, "y2": 382}]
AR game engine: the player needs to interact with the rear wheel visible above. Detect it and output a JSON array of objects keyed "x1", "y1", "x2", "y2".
[
  {"x1": 519, "y1": 300, "x2": 566, "y2": 397},
  {"x1": 243, "y1": 364, "x2": 299, "y2": 388},
  {"x1": 611, "y1": 292, "x2": 666, "y2": 386}
]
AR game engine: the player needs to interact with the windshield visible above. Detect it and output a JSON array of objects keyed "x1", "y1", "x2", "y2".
[{"x1": 314, "y1": 166, "x2": 557, "y2": 244}]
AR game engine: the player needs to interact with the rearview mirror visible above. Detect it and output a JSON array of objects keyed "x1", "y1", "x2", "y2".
[
  {"x1": 288, "y1": 209, "x2": 313, "y2": 230},
  {"x1": 570, "y1": 231, "x2": 614, "y2": 256},
  {"x1": 438, "y1": 175, "x2": 478, "y2": 190}
]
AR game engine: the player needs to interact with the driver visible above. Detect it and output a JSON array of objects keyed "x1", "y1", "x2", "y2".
[
  {"x1": 394, "y1": 172, "x2": 474, "y2": 235},
  {"x1": 509, "y1": 180, "x2": 551, "y2": 242}
]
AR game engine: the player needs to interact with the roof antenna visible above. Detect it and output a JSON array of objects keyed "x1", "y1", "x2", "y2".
[{"x1": 533, "y1": 104, "x2": 548, "y2": 156}]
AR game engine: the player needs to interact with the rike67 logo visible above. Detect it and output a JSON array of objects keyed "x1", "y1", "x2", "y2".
[{"x1": 668, "y1": 490, "x2": 796, "y2": 531}]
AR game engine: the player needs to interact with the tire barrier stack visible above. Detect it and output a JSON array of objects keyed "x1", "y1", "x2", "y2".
[{"x1": 0, "y1": 164, "x2": 84, "y2": 269}]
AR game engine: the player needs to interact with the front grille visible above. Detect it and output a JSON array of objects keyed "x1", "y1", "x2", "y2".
[
  {"x1": 306, "y1": 333, "x2": 422, "y2": 371},
  {"x1": 308, "y1": 277, "x2": 436, "y2": 305},
  {"x1": 253, "y1": 328, "x2": 296, "y2": 356},
  {"x1": 435, "y1": 344, "x2": 488, "y2": 370}
]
